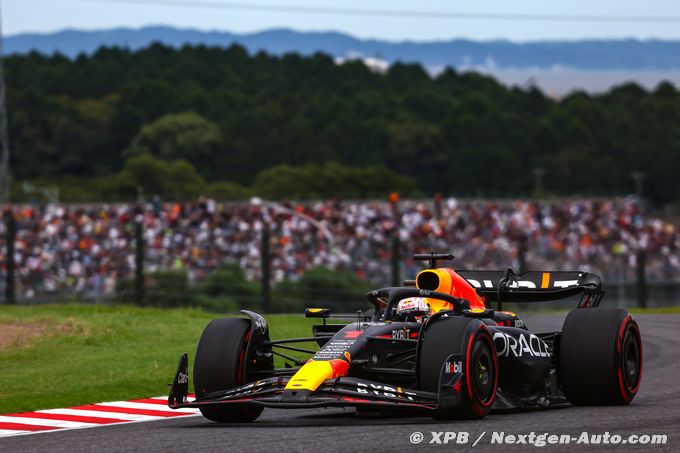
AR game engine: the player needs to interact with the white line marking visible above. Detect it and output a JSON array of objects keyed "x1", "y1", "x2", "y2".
[
  {"x1": 0, "y1": 416, "x2": 96, "y2": 428},
  {"x1": 151, "y1": 395, "x2": 196, "y2": 403},
  {"x1": 96, "y1": 401, "x2": 199, "y2": 413},
  {"x1": 0, "y1": 429, "x2": 30, "y2": 437}
]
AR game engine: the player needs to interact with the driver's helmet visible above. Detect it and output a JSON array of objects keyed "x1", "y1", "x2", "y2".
[{"x1": 396, "y1": 297, "x2": 431, "y2": 321}]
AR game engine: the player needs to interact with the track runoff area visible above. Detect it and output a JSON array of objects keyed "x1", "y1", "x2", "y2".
[{"x1": 0, "y1": 314, "x2": 676, "y2": 451}]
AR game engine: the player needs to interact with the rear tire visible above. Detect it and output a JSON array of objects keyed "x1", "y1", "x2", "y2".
[
  {"x1": 559, "y1": 308, "x2": 642, "y2": 405},
  {"x1": 193, "y1": 318, "x2": 264, "y2": 422},
  {"x1": 418, "y1": 317, "x2": 498, "y2": 419}
]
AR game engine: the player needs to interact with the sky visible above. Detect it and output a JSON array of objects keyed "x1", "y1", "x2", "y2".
[{"x1": 4, "y1": 0, "x2": 680, "y2": 42}]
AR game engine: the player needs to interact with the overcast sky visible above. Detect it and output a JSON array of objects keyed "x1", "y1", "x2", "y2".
[{"x1": 4, "y1": 0, "x2": 680, "y2": 41}]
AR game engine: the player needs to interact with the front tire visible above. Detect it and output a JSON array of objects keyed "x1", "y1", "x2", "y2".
[
  {"x1": 559, "y1": 308, "x2": 642, "y2": 405},
  {"x1": 193, "y1": 318, "x2": 264, "y2": 422},
  {"x1": 418, "y1": 317, "x2": 498, "y2": 419}
]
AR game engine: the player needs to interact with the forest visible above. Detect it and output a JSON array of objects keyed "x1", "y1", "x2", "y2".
[{"x1": 5, "y1": 43, "x2": 680, "y2": 203}]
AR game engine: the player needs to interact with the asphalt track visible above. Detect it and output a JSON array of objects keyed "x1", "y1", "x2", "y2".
[{"x1": 2, "y1": 313, "x2": 678, "y2": 452}]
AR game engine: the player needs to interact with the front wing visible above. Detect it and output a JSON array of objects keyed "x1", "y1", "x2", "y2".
[{"x1": 168, "y1": 353, "x2": 441, "y2": 411}]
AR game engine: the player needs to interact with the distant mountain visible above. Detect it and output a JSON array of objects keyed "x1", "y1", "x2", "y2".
[{"x1": 6, "y1": 26, "x2": 680, "y2": 71}]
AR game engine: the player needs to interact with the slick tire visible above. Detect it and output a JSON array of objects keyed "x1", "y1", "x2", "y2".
[
  {"x1": 559, "y1": 307, "x2": 642, "y2": 405},
  {"x1": 193, "y1": 318, "x2": 264, "y2": 423},
  {"x1": 418, "y1": 317, "x2": 498, "y2": 419}
]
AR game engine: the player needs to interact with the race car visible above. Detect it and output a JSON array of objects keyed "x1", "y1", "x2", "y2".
[{"x1": 168, "y1": 253, "x2": 642, "y2": 421}]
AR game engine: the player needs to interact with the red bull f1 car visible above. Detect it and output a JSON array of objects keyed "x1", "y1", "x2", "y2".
[{"x1": 168, "y1": 253, "x2": 642, "y2": 421}]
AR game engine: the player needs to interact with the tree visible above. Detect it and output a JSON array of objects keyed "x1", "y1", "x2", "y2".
[
  {"x1": 125, "y1": 112, "x2": 224, "y2": 180},
  {"x1": 167, "y1": 159, "x2": 207, "y2": 199},
  {"x1": 116, "y1": 154, "x2": 206, "y2": 199},
  {"x1": 252, "y1": 162, "x2": 418, "y2": 199},
  {"x1": 206, "y1": 181, "x2": 250, "y2": 200},
  {"x1": 5, "y1": 44, "x2": 680, "y2": 203}
]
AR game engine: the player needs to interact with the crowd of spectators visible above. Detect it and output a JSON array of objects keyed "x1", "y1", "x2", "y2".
[{"x1": 0, "y1": 196, "x2": 678, "y2": 300}]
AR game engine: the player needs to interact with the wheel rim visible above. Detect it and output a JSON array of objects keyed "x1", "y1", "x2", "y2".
[
  {"x1": 622, "y1": 328, "x2": 641, "y2": 390},
  {"x1": 471, "y1": 340, "x2": 494, "y2": 402}
]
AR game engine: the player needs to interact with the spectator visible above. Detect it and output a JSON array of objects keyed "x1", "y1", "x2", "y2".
[{"x1": 0, "y1": 196, "x2": 677, "y2": 300}]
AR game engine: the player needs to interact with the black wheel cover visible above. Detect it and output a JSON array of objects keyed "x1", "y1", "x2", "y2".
[
  {"x1": 621, "y1": 327, "x2": 641, "y2": 391},
  {"x1": 471, "y1": 340, "x2": 494, "y2": 403}
]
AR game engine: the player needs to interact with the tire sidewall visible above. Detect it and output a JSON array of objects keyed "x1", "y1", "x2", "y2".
[
  {"x1": 466, "y1": 326, "x2": 498, "y2": 417},
  {"x1": 615, "y1": 315, "x2": 643, "y2": 403},
  {"x1": 418, "y1": 316, "x2": 498, "y2": 419}
]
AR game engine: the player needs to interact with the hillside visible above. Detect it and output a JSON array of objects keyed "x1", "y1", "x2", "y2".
[{"x1": 7, "y1": 26, "x2": 680, "y2": 71}]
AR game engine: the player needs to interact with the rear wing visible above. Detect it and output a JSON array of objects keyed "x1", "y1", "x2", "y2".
[{"x1": 455, "y1": 269, "x2": 604, "y2": 307}]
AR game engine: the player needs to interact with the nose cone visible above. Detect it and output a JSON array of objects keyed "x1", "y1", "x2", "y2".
[{"x1": 284, "y1": 359, "x2": 350, "y2": 392}]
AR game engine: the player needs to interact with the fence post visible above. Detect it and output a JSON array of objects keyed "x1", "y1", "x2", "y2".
[
  {"x1": 134, "y1": 220, "x2": 145, "y2": 305},
  {"x1": 389, "y1": 192, "x2": 401, "y2": 287},
  {"x1": 261, "y1": 224, "x2": 271, "y2": 312},
  {"x1": 4, "y1": 210, "x2": 15, "y2": 304},
  {"x1": 517, "y1": 235, "x2": 528, "y2": 274},
  {"x1": 636, "y1": 250, "x2": 647, "y2": 309},
  {"x1": 391, "y1": 233, "x2": 400, "y2": 287},
  {"x1": 433, "y1": 193, "x2": 443, "y2": 220}
]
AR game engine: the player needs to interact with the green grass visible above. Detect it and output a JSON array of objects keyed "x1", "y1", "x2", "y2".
[{"x1": 0, "y1": 304, "x2": 318, "y2": 414}]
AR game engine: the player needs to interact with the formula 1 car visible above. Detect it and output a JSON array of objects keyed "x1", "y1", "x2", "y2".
[{"x1": 168, "y1": 253, "x2": 642, "y2": 421}]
